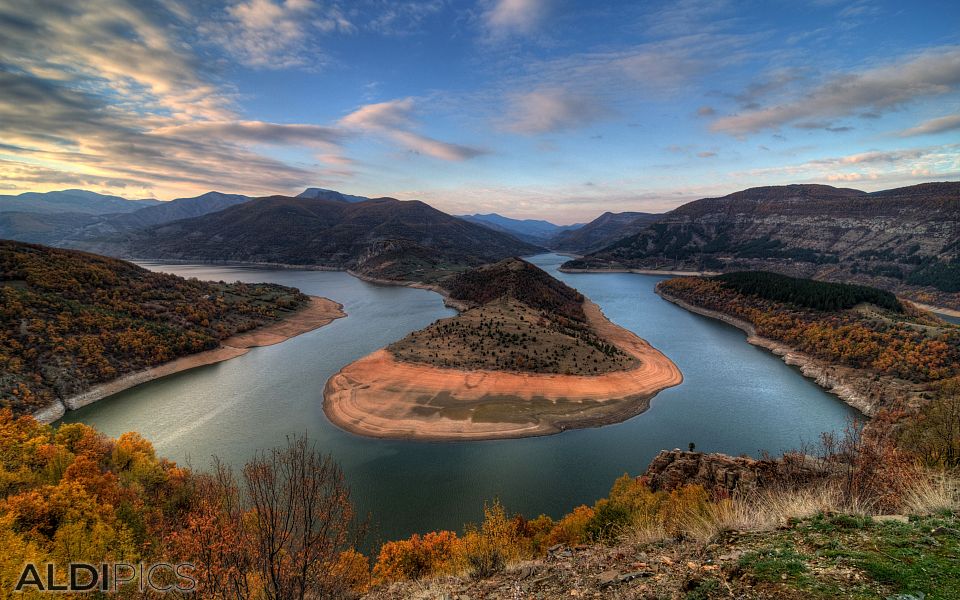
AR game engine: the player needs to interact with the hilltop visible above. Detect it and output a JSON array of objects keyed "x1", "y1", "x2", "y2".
[
  {"x1": 324, "y1": 258, "x2": 681, "y2": 440},
  {"x1": 563, "y1": 182, "x2": 960, "y2": 309},
  {"x1": 389, "y1": 258, "x2": 635, "y2": 374},
  {"x1": 120, "y1": 195, "x2": 543, "y2": 282},
  {"x1": 0, "y1": 241, "x2": 343, "y2": 420},
  {"x1": 551, "y1": 210, "x2": 661, "y2": 254}
]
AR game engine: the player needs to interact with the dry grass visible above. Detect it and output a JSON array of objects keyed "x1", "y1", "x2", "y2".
[
  {"x1": 626, "y1": 470, "x2": 960, "y2": 546},
  {"x1": 901, "y1": 472, "x2": 960, "y2": 515}
]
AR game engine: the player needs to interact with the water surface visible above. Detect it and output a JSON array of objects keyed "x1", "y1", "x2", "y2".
[{"x1": 62, "y1": 254, "x2": 858, "y2": 544}]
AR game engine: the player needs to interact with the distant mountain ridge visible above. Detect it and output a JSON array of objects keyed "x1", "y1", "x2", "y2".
[
  {"x1": 0, "y1": 189, "x2": 161, "y2": 215},
  {"x1": 122, "y1": 195, "x2": 544, "y2": 282},
  {"x1": 551, "y1": 211, "x2": 661, "y2": 253},
  {"x1": 0, "y1": 191, "x2": 252, "y2": 248},
  {"x1": 564, "y1": 182, "x2": 960, "y2": 309},
  {"x1": 459, "y1": 213, "x2": 581, "y2": 246},
  {"x1": 297, "y1": 187, "x2": 370, "y2": 203}
]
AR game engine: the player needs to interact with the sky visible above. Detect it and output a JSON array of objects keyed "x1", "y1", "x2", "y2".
[{"x1": 1, "y1": 0, "x2": 959, "y2": 223}]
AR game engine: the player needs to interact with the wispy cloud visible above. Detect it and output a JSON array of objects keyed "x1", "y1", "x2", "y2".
[
  {"x1": 483, "y1": 0, "x2": 551, "y2": 37},
  {"x1": 207, "y1": 0, "x2": 345, "y2": 70},
  {"x1": 340, "y1": 98, "x2": 486, "y2": 160},
  {"x1": 732, "y1": 144, "x2": 960, "y2": 186},
  {"x1": 501, "y1": 88, "x2": 610, "y2": 134},
  {"x1": 897, "y1": 114, "x2": 960, "y2": 138},
  {"x1": 712, "y1": 46, "x2": 960, "y2": 135},
  {"x1": 155, "y1": 121, "x2": 345, "y2": 147}
]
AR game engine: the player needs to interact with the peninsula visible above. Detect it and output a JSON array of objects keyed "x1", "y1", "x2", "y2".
[
  {"x1": 656, "y1": 271, "x2": 960, "y2": 416},
  {"x1": 0, "y1": 241, "x2": 344, "y2": 422},
  {"x1": 324, "y1": 258, "x2": 681, "y2": 440}
]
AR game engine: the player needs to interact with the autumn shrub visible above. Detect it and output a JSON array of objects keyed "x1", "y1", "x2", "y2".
[
  {"x1": 373, "y1": 530, "x2": 462, "y2": 582},
  {"x1": 543, "y1": 505, "x2": 594, "y2": 547},
  {"x1": 585, "y1": 498, "x2": 632, "y2": 542},
  {"x1": 460, "y1": 500, "x2": 527, "y2": 578}
]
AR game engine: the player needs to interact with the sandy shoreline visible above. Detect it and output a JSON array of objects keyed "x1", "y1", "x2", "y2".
[
  {"x1": 654, "y1": 287, "x2": 935, "y2": 416},
  {"x1": 560, "y1": 266, "x2": 720, "y2": 277},
  {"x1": 323, "y1": 301, "x2": 682, "y2": 441},
  {"x1": 34, "y1": 296, "x2": 345, "y2": 424},
  {"x1": 912, "y1": 302, "x2": 960, "y2": 319}
]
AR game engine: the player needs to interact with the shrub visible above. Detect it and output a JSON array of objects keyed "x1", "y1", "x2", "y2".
[
  {"x1": 899, "y1": 377, "x2": 960, "y2": 467},
  {"x1": 373, "y1": 531, "x2": 461, "y2": 583}
]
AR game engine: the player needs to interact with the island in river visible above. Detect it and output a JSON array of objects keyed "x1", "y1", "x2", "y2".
[{"x1": 324, "y1": 258, "x2": 682, "y2": 440}]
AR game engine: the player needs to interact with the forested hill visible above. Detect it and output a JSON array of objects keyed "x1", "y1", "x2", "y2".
[
  {"x1": 390, "y1": 258, "x2": 637, "y2": 374},
  {"x1": 122, "y1": 196, "x2": 543, "y2": 283},
  {"x1": 657, "y1": 272, "x2": 958, "y2": 385},
  {"x1": 441, "y1": 257, "x2": 587, "y2": 322},
  {"x1": 0, "y1": 241, "x2": 308, "y2": 416},
  {"x1": 714, "y1": 271, "x2": 903, "y2": 312},
  {"x1": 564, "y1": 182, "x2": 960, "y2": 309}
]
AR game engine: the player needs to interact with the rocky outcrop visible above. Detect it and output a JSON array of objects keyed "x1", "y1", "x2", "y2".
[{"x1": 642, "y1": 449, "x2": 827, "y2": 495}]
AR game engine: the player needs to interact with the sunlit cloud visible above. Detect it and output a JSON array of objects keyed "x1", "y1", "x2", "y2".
[
  {"x1": 897, "y1": 114, "x2": 960, "y2": 138},
  {"x1": 340, "y1": 98, "x2": 487, "y2": 161},
  {"x1": 712, "y1": 46, "x2": 960, "y2": 135}
]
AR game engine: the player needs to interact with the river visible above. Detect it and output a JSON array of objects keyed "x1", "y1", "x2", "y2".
[{"x1": 61, "y1": 253, "x2": 858, "y2": 545}]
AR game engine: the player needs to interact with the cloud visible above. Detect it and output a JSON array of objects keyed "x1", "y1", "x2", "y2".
[
  {"x1": 154, "y1": 121, "x2": 345, "y2": 147},
  {"x1": 389, "y1": 131, "x2": 487, "y2": 161},
  {"x1": 210, "y1": 0, "x2": 338, "y2": 70},
  {"x1": 368, "y1": 0, "x2": 445, "y2": 35},
  {"x1": 898, "y1": 114, "x2": 960, "y2": 137},
  {"x1": 502, "y1": 88, "x2": 610, "y2": 134},
  {"x1": 0, "y1": 1, "x2": 355, "y2": 198},
  {"x1": 340, "y1": 98, "x2": 416, "y2": 129},
  {"x1": 697, "y1": 151, "x2": 717, "y2": 158},
  {"x1": 697, "y1": 106, "x2": 716, "y2": 117},
  {"x1": 484, "y1": 0, "x2": 550, "y2": 36},
  {"x1": 340, "y1": 98, "x2": 486, "y2": 161},
  {"x1": 732, "y1": 143, "x2": 960, "y2": 187},
  {"x1": 712, "y1": 46, "x2": 960, "y2": 135}
]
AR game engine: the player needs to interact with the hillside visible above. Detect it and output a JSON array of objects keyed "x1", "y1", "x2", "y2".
[
  {"x1": 0, "y1": 240, "x2": 313, "y2": 417},
  {"x1": 2, "y1": 410, "x2": 958, "y2": 600},
  {"x1": 298, "y1": 187, "x2": 370, "y2": 202},
  {"x1": 657, "y1": 271, "x2": 959, "y2": 413},
  {"x1": 0, "y1": 211, "x2": 103, "y2": 246},
  {"x1": 551, "y1": 211, "x2": 660, "y2": 253},
  {"x1": 390, "y1": 258, "x2": 635, "y2": 374},
  {"x1": 122, "y1": 196, "x2": 544, "y2": 282},
  {"x1": 459, "y1": 213, "x2": 581, "y2": 246},
  {"x1": 564, "y1": 183, "x2": 960, "y2": 309},
  {"x1": 1, "y1": 191, "x2": 251, "y2": 248}
]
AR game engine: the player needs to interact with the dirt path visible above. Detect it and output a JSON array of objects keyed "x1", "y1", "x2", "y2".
[{"x1": 323, "y1": 301, "x2": 682, "y2": 441}]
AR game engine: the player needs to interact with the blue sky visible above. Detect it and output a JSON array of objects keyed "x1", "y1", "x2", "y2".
[{"x1": 1, "y1": 0, "x2": 958, "y2": 222}]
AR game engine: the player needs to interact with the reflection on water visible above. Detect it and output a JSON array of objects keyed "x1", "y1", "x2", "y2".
[{"x1": 62, "y1": 254, "x2": 858, "y2": 544}]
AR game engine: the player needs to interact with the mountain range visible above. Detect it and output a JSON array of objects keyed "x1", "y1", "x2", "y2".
[
  {"x1": 0, "y1": 189, "x2": 161, "y2": 214},
  {"x1": 550, "y1": 211, "x2": 661, "y2": 254},
  {"x1": 458, "y1": 213, "x2": 582, "y2": 246},
  {"x1": 118, "y1": 195, "x2": 543, "y2": 282},
  {"x1": 2, "y1": 182, "x2": 958, "y2": 307},
  {"x1": 564, "y1": 182, "x2": 960, "y2": 309}
]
